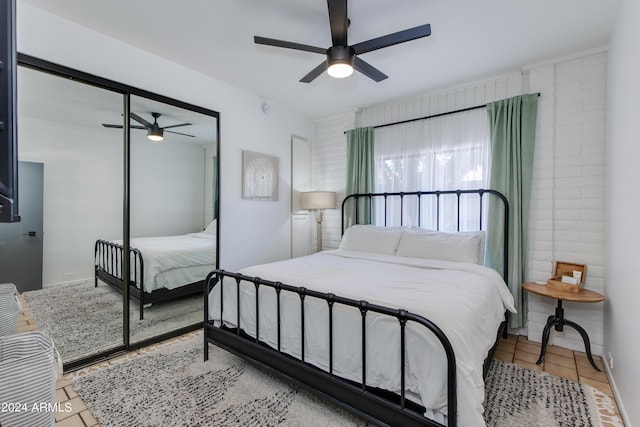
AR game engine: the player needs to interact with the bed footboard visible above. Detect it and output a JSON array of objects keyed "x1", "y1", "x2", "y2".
[
  {"x1": 203, "y1": 270, "x2": 457, "y2": 427},
  {"x1": 94, "y1": 239, "x2": 147, "y2": 319}
]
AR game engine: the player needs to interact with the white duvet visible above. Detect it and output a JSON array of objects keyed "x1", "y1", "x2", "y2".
[
  {"x1": 127, "y1": 233, "x2": 216, "y2": 292},
  {"x1": 208, "y1": 249, "x2": 515, "y2": 426}
]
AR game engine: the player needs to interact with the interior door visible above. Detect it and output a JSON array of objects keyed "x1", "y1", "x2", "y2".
[
  {"x1": 291, "y1": 135, "x2": 311, "y2": 257},
  {"x1": 0, "y1": 161, "x2": 43, "y2": 291}
]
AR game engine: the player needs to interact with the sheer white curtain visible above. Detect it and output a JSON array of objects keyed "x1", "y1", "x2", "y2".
[{"x1": 373, "y1": 108, "x2": 490, "y2": 230}]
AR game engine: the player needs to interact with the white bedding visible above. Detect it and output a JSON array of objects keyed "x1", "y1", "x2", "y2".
[
  {"x1": 208, "y1": 249, "x2": 515, "y2": 426},
  {"x1": 127, "y1": 233, "x2": 216, "y2": 292}
]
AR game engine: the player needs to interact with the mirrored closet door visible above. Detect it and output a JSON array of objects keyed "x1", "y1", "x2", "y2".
[
  {"x1": 14, "y1": 64, "x2": 126, "y2": 365},
  {"x1": 128, "y1": 94, "x2": 219, "y2": 345},
  {"x1": 11, "y1": 55, "x2": 220, "y2": 371}
]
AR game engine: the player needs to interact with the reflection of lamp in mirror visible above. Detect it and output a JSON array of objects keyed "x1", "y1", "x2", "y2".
[{"x1": 301, "y1": 191, "x2": 336, "y2": 252}]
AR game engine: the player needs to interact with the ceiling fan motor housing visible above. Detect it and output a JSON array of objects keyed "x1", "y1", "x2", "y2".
[
  {"x1": 327, "y1": 45, "x2": 355, "y2": 66},
  {"x1": 327, "y1": 45, "x2": 355, "y2": 78}
]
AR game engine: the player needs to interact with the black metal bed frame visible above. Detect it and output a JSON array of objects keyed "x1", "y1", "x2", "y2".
[
  {"x1": 342, "y1": 189, "x2": 509, "y2": 280},
  {"x1": 204, "y1": 189, "x2": 509, "y2": 427},
  {"x1": 94, "y1": 239, "x2": 203, "y2": 320}
]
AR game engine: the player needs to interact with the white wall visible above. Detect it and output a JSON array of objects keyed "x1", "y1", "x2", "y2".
[
  {"x1": 130, "y1": 136, "x2": 206, "y2": 237},
  {"x1": 17, "y1": 3, "x2": 314, "y2": 272},
  {"x1": 606, "y1": 0, "x2": 640, "y2": 424},
  {"x1": 526, "y1": 50, "x2": 607, "y2": 356}
]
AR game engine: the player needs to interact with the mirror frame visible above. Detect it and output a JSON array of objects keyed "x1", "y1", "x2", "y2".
[{"x1": 17, "y1": 53, "x2": 220, "y2": 371}]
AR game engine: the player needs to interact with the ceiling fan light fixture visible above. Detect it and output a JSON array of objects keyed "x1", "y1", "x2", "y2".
[
  {"x1": 147, "y1": 129, "x2": 164, "y2": 142},
  {"x1": 327, "y1": 62, "x2": 353, "y2": 78},
  {"x1": 327, "y1": 46, "x2": 355, "y2": 79}
]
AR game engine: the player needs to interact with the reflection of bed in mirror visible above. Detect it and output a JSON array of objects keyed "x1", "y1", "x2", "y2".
[{"x1": 94, "y1": 220, "x2": 217, "y2": 319}]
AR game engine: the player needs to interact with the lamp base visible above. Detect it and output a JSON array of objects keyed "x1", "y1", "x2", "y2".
[{"x1": 313, "y1": 209, "x2": 323, "y2": 253}]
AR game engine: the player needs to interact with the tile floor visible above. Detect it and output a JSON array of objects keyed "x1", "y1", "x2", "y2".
[
  {"x1": 14, "y1": 296, "x2": 623, "y2": 426},
  {"x1": 494, "y1": 333, "x2": 623, "y2": 425},
  {"x1": 15, "y1": 295, "x2": 99, "y2": 427},
  {"x1": 495, "y1": 333, "x2": 614, "y2": 396}
]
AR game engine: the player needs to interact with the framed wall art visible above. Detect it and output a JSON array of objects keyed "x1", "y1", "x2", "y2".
[{"x1": 242, "y1": 150, "x2": 279, "y2": 201}]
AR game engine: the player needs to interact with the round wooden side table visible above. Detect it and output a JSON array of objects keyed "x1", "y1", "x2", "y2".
[{"x1": 522, "y1": 281, "x2": 605, "y2": 371}]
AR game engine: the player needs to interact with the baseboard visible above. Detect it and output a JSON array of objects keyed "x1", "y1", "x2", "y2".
[
  {"x1": 602, "y1": 357, "x2": 633, "y2": 427},
  {"x1": 507, "y1": 326, "x2": 527, "y2": 337}
]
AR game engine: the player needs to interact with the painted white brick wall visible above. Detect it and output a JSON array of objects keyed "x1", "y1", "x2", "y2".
[
  {"x1": 526, "y1": 50, "x2": 607, "y2": 355},
  {"x1": 312, "y1": 50, "x2": 607, "y2": 356}
]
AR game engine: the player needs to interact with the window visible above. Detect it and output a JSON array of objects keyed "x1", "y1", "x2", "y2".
[{"x1": 373, "y1": 108, "x2": 490, "y2": 230}]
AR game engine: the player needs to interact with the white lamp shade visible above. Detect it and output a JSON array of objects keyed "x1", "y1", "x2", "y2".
[{"x1": 300, "y1": 191, "x2": 336, "y2": 210}]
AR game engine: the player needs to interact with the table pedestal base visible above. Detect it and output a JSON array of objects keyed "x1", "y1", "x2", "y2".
[{"x1": 536, "y1": 299, "x2": 601, "y2": 371}]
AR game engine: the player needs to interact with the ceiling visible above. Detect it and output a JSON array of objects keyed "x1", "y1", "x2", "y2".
[
  {"x1": 19, "y1": 0, "x2": 621, "y2": 119},
  {"x1": 18, "y1": 66, "x2": 218, "y2": 146}
]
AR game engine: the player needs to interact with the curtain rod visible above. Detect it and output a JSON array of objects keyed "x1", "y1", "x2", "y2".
[{"x1": 345, "y1": 92, "x2": 541, "y2": 133}]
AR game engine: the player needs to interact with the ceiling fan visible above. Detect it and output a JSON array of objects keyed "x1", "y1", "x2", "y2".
[
  {"x1": 102, "y1": 112, "x2": 194, "y2": 141},
  {"x1": 254, "y1": 0, "x2": 431, "y2": 83}
]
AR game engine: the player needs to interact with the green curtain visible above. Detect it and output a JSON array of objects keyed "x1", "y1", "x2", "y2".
[
  {"x1": 345, "y1": 127, "x2": 375, "y2": 227},
  {"x1": 486, "y1": 94, "x2": 538, "y2": 329}
]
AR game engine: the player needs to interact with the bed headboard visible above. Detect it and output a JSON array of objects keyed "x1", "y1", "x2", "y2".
[{"x1": 341, "y1": 189, "x2": 509, "y2": 279}]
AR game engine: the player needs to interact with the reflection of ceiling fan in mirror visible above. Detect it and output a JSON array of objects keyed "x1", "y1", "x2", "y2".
[{"x1": 102, "y1": 112, "x2": 195, "y2": 142}]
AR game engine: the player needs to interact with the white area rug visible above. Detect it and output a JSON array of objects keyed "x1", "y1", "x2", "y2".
[
  {"x1": 484, "y1": 359, "x2": 623, "y2": 427},
  {"x1": 69, "y1": 332, "x2": 623, "y2": 427},
  {"x1": 23, "y1": 280, "x2": 201, "y2": 362}
]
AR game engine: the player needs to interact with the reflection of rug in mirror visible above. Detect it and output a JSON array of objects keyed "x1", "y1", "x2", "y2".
[
  {"x1": 69, "y1": 332, "x2": 623, "y2": 427},
  {"x1": 22, "y1": 280, "x2": 202, "y2": 361}
]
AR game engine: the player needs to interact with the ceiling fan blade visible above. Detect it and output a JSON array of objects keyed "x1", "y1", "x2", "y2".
[
  {"x1": 353, "y1": 56, "x2": 388, "y2": 82},
  {"x1": 165, "y1": 130, "x2": 196, "y2": 138},
  {"x1": 102, "y1": 123, "x2": 146, "y2": 130},
  {"x1": 129, "y1": 112, "x2": 153, "y2": 128},
  {"x1": 327, "y1": 0, "x2": 348, "y2": 46},
  {"x1": 161, "y1": 122, "x2": 192, "y2": 130},
  {"x1": 300, "y1": 60, "x2": 328, "y2": 83},
  {"x1": 254, "y1": 36, "x2": 326, "y2": 54},
  {"x1": 352, "y1": 23, "x2": 431, "y2": 55}
]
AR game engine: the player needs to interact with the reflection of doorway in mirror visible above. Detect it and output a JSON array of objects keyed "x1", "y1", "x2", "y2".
[{"x1": 242, "y1": 150, "x2": 279, "y2": 201}]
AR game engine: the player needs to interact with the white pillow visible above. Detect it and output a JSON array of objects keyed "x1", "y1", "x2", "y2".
[
  {"x1": 396, "y1": 229, "x2": 485, "y2": 264},
  {"x1": 203, "y1": 220, "x2": 217, "y2": 235},
  {"x1": 408, "y1": 227, "x2": 486, "y2": 264},
  {"x1": 339, "y1": 225, "x2": 405, "y2": 255}
]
